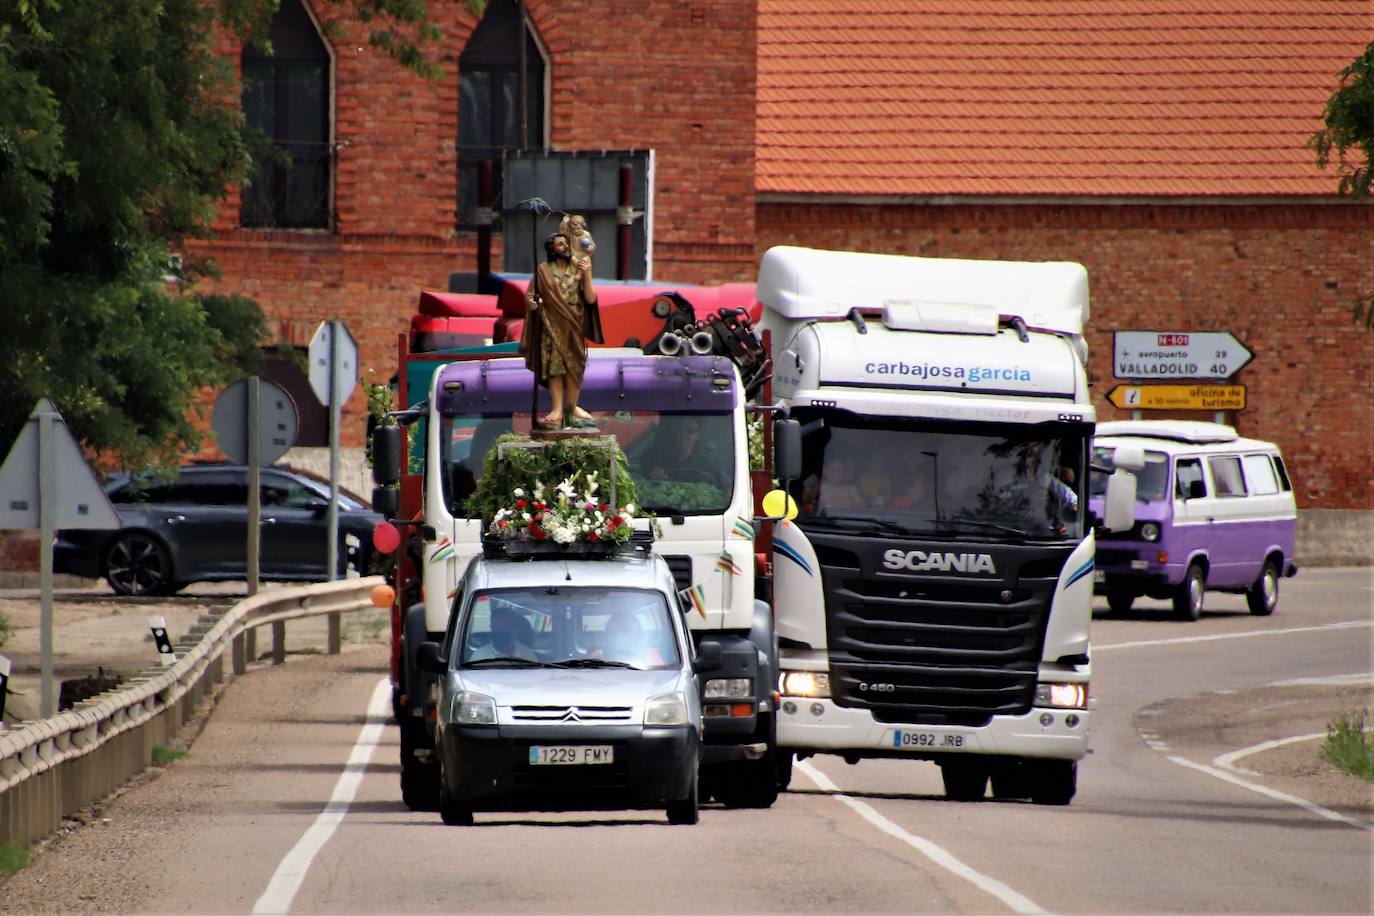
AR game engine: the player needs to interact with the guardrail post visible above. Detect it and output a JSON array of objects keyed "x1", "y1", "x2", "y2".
[
  {"x1": 245, "y1": 628, "x2": 257, "y2": 665},
  {"x1": 272, "y1": 621, "x2": 286, "y2": 665},
  {"x1": 232, "y1": 632, "x2": 247, "y2": 675},
  {"x1": 328, "y1": 612, "x2": 341, "y2": 655}
]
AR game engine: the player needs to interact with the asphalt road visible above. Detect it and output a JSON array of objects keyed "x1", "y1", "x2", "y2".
[{"x1": 1, "y1": 567, "x2": 1370, "y2": 915}]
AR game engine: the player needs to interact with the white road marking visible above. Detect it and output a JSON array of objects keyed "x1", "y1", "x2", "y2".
[
  {"x1": 1214, "y1": 733, "x2": 1326, "y2": 772},
  {"x1": 1268, "y1": 672, "x2": 1374, "y2": 688},
  {"x1": 1167, "y1": 755, "x2": 1373, "y2": 833},
  {"x1": 253, "y1": 678, "x2": 391, "y2": 916},
  {"x1": 1095, "y1": 620, "x2": 1371, "y2": 652},
  {"x1": 795, "y1": 761, "x2": 1051, "y2": 915}
]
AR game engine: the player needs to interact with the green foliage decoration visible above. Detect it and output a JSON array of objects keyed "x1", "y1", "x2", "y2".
[
  {"x1": 636, "y1": 479, "x2": 724, "y2": 513},
  {"x1": 470, "y1": 434, "x2": 637, "y2": 529}
]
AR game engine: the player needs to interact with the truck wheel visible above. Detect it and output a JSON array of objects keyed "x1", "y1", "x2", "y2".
[
  {"x1": 1246, "y1": 560, "x2": 1279, "y2": 616},
  {"x1": 1172, "y1": 564, "x2": 1205, "y2": 621},
  {"x1": 776, "y1": 750, "x2": 795, "y2": 791},
  {"x1": 989, "y1": 760, "x2": 1032, "y2": 800},
  {"x1": 666, "y1": 770, "x2": 700, "y2": 825},
  {"x1": 1029, "y1": 760, "x2": 1077, "y2": 806},
  {"x1": 437, "y1": 756, "x2": 473, "y2": 826},
  {"x1": 714, "y1": 754, "x2": 780, "y2": 809},
  {"x1": 399, "y1": 718, "x2": 440, "y2": 812},
  {"x1": 1105, "y1": 592, "x2": 1134, "y2": 615},
  {"x1": 940, "y1": 763, "x2": 988, "y2": 801}
]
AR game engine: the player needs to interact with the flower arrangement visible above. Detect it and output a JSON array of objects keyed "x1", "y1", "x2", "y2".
[
  {"x1": 487, "y1": 473, "x2": 636, "y2": 545},
  {"x1": 472, "y1": 433, "x2": 641, "y2": 550}
]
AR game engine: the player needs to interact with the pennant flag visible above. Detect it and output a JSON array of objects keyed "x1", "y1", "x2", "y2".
[
  {"x1": 716, "y1": 549, "x2": 744, "y2": 577},
  {"x1": 731, "y1": 517, "x2": 755, "y2": 540},
  {"x1": 679, "y1": 583, "x2": 708, "y2": 619},
  {"x1": 429, "y1": 536, "x2": 455, "y2": 565}
]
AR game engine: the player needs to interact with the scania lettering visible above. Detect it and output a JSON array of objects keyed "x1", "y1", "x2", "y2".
[{"x1": 757, "y1": 246, "x2": 1135, "y2": 806}]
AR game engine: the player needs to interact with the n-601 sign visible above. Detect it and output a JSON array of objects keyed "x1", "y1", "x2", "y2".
[{"x1": 1113, "y1": 331, "x2": 1253, "y2": 380}]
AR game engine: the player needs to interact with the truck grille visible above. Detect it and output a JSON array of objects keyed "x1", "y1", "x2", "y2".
[{"x1": 810, "y1": 536, "x2": 1069, "y2": 726}]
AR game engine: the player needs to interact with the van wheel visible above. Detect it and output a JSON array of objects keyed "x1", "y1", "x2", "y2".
[
  {"x1": 1105, "y1": 592, "x2": 1134, "y2": 615},
  {"x1": 666, "y1": 770, "x2": 700, "y2": 825},
  {"x1": 437, "y1": 756, "x2": 473, "y2": 826},
  {"x1": 1246, "y1": 560, "x2": 1279, "y2": 616},
  {"x1": 400, "y1": 718, "x2": 440, "y2": 812},
  {"x1": 940, "y1": 763, "x2": 988, "y2": 801},
  {"x1": 1173, "y1": 564, "x2": 1205, "y2": 621}
]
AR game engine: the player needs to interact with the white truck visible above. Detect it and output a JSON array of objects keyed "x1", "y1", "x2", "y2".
[{"x1": 756, "y1": 245, "x2": 1134, "y2": 804}]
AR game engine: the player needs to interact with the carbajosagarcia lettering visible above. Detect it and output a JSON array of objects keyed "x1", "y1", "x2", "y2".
[{"x1": 864, "y1": 361, "x2": 1033, "y2": 384}]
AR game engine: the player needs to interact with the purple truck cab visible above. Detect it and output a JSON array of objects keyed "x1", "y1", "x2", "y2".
[{"x1": 1087, "y1": 421, "x2": 1297, "y2": 621}]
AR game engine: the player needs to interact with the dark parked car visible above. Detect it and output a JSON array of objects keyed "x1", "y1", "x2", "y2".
[{"x1": 54, "y1": 464, "x2": 383, "y2": 596}]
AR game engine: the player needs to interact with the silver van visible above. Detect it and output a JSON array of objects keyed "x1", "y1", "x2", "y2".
[{"x1": 417, "y1": 548, "x2": 715, "y2": 825}]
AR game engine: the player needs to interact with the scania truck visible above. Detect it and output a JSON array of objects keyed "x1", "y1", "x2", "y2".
[{"x1": 757, "y1": 245, "x2": 1134, "y2": 805}]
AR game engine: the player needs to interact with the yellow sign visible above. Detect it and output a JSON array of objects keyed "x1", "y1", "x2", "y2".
[{"x1": 1107, "y1": 384, "x2": 1246, "y2": 411}]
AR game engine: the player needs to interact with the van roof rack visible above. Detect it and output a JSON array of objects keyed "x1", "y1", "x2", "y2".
[{"x1": 1095, "y1": 420, "x2": 1238, "y2": 444}]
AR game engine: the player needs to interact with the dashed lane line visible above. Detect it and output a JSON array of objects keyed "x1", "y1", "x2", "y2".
[
  {"x1": 796, "y1": 761, "x2": 1052, "y2": 915},
  {"x1": 253, "y1": 678, "x2": 391, "y2": 916},
  {"x1": 1095, "y1": 620, "x2": 1370, "y2": 652}
]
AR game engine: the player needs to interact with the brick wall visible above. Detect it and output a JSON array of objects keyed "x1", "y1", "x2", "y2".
[
  {"x1": 189, "y1": 0, "x2": 757, "y2": 449},
  {"x1": 758, "y1": 201, "x2": 1374, "y2": 510}
]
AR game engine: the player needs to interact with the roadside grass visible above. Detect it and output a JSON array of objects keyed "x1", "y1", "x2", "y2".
[
  {"x1": 1321, "y1": 710, "x2": 1374, "y2": 783},
  {"x1": 0, "y1": 841, "x2": 29, "y2": 876},
  {"x1": 151, "y1": 746, "x2": 188, "y2": 767}
]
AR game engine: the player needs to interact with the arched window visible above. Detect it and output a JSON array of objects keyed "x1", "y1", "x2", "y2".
[
  {"x1": 241, "y1": 0, "x2": 332, "y2": 229},
  {"x1": 458, "y1": 0, "x2": 546, "y2": 226}
]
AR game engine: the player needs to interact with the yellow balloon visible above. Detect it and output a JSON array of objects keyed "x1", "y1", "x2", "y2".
[{"x1": 762, "y1": 488, "x2": 798, "y2": 520}]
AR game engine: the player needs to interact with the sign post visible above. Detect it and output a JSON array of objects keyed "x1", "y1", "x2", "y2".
[
  {"x1": 0, "y1": 399, "x2": 120, "y2": 717},
  {"x1": 309, "y1": 320, "x2": 357, "y2": 655}
]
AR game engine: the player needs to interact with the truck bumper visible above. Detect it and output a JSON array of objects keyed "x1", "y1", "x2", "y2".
[{"x1": 777, "y1": 699, "x2": 1090, "y2": 762}]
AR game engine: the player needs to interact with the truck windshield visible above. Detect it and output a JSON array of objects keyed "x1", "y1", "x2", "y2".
[
  {"x1": 1088, "y1": 446, "x2": 1170, "y2": 502},
  {"x1": 458, "y1": 587, "x2": 680, "y2": 670},
  {"x1": 789, "y1": 412, "x2": 1089, "y2": 541},
  {"x1": 440, "y1": 411, "x2": 735, "y2": 517}
]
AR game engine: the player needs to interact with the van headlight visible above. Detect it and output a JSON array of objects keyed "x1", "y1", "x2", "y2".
[
  {"x1": 779, "y1": 671, "x2": 830, "y2": 698},
  {"x1": 704, "y1": 677, "x2": 753, "y2": 700},
  {"x1": 644, "y1": 692, "x2": 690, "y2": 726},
  {"x1": 1139, "y1": 522, "x2": 1161, "y2": 542},
  {"x1": 1035, "y1": 682, "x2": 1088, "y2": 710},
  {"x1": 452, "y1": 690, "x2": 497, "y2": 725}
]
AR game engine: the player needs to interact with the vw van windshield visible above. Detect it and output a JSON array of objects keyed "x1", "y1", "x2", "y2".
[
  {"x1": 787, "y1": 410, "x2": 1089, "y2": 541},
  {"x1": 441, "y1": 411, "x2": 735, "y2": 518},
  {"x1": 1088, "y1": 446, "x2": 1170, "y2": 502},
  {"x1": 458, "y1": 587, "x2": 680, "y2": 670}
]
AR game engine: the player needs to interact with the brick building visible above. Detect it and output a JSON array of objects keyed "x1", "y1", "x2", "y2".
[{"x1": 191, "y1": 0, "x2": 1372, "y2": 530}]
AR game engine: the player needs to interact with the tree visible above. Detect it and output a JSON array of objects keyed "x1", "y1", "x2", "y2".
[
  {"x1": 1310, "y1": 41, "x2": 1374, "y2": 330},
  {"x1": 0, "y1": 0, "x2": 447, "y2": 468}
]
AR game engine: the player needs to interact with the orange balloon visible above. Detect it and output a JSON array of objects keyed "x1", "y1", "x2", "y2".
[{"x1": 370, "y1": 583, "x2": 396, "y2": 609}]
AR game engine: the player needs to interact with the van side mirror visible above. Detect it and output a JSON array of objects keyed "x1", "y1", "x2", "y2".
[
  {"x1": 773, "y1": 418, "x2": 801, "y2": 481},
  {"x1": 1102, "y1": 469, "x2": 1138, "y2": 532},
  {"x1": 416, "y1": 641, "x2": 447, "y2": 675},
  {"x1": 694, "y1": 639, "x2": 723, "y2": 673},
  {"x1": 372, "y1": 425, "x2": 402, "y2": 486}
]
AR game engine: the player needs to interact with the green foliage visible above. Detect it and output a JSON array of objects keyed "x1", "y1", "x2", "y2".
[
  {"x1": 1311, "y1": 41, "x2": 1374, "y2": 199},
  {"x1": 636, "y1": 479, "x2": 725, "y2": 512},
  {"x1": 1322, "y1": 710, "x2": 1374, "y2": 783},
  {"x1": 0, "y1": 610, "x2": 10, "y2": 649},
  {"x1": 151, "y1": 746, "x2": 188, "y2": 767},
  {"x1": 0, "y1": 841, "x2": 29, "y2": 876},
  {"x1": 747, "y1": 413, "x2": 765, "y2": 472},
  {"x1": 471, "y1": 434, "x2": 637, "y2": 526}
]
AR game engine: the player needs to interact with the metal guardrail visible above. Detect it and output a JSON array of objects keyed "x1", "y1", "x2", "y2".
[{"x1": 0, "y1": 577, "x2": 385, "y2": 845}]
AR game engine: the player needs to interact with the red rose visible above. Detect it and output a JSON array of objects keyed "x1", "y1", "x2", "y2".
[
  {"x1": 498, "y1": 519, "x2": 509, "y2": 528},
  {"x1": 588, "y1": 531, "x2": 599, "y2": 541},
  {"x1": 599, "y1": 503, "x2": 608, "y2": 511},
  {"x1": 531, "y1": 525, "x2": 546, "y2": 540},
  {"x1": 515, "y1": 498, "x2": 527, "y2": 508},
  {"x1": 533, "y1": 512, "x2": 543, "y2": 522}
]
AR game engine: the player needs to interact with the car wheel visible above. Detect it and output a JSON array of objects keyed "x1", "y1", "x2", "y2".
[
  {"x1": 1172, "y1": 563, "x2": 1205, "y2": 621},
  {"x1": 103, "y1": 533, "x2": 174, "y2": 597},
  {"x1": 1105, "y1": 592, "x2": 1134, "y2": 615},
  {"x1": 437, "y1": 754, "x2": 472, "y2": 826},
  {"x1": 1029, "y1": 760, "x2": 1077, "y2": 806},
  {"x1": 940, "y1": 762, "x2": 988, "y2": 802},
  {"x1": 666, "y1": 769, "x2": 700, "y2": 825},
  {"x1": 1246, "y1": 560, "x2": 1279, "y2": 616}
]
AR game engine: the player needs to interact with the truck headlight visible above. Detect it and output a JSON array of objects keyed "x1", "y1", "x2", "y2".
[
  {"x1": 452, "y1": 690, "x2": 497, "y2": 725},
  {"x1": 1139, "y1": 522, "x2": 1161, "y2": 542},
  {"x1": 704, "y1": 677, "x2": 753, "y2": 700},
  {"x1": 1035, "y1": 682, "x2": 1088, "y2": 710},
  {"x1": 645, "y1": 692, "x2": 690, "y2": 726},
  {"x1": 779, "y1": 671, "x2": 830, "y2": 698}
]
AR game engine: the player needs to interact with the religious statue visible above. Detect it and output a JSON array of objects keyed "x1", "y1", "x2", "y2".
[
  {"x1": 521, "y1": 225, "x2": 604, "y2": 430},
  {"x1": 559, "y1": 213, "x2": 596, "y2": 266}
]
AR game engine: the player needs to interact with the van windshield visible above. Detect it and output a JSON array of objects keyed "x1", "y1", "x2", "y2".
[
  {"x1": 458, "y1": 587, "x2": 680, "y2": 670},
  {"x1": 1089, "y1": 447, "x2": 1170, "y2": 502}
]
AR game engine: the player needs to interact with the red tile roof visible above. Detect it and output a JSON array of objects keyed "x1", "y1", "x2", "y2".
[{"x1": 757, "y1": 1, "x2": 1373, "y2": 197}]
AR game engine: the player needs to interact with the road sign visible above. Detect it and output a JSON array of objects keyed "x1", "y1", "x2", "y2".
[
  {"x1": 1107, "y1": 384, "x2": 1247, "y2": 411},
  {"x1": 0, "y1": 399, "x2": 120, "y2": 532},
  {"x1": 309, "y1": 320, "x2": 358, "y2": 407},
  {"x1": 1113, "y1": 331, "x2": 1253, "y2": 380},
  {"x1": 211, "y1": 379, "x2": 299, "y2": 465}
]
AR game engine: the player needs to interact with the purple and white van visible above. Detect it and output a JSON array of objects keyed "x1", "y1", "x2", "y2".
[{"x1": 1088, "y1": 421, "x2": 1298, "y2": 621}]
